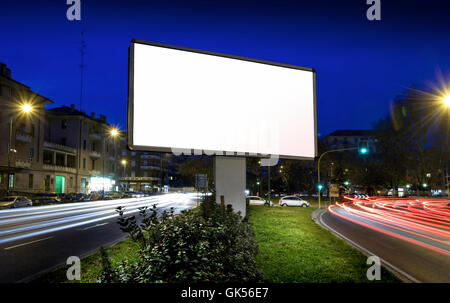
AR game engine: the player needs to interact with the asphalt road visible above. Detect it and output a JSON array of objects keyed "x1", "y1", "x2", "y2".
[
  {"x1": 0, "y1": 193, "x2": 199, "y2": 283},
  {"x1": 319, "y1": 199, "x2": 450, "y2": 283}
]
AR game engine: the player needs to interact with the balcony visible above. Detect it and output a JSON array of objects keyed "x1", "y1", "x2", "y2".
[
  {"x1": 140, "y1": 165, "x2": 161, "y2": 171},
  {"x1": 88, "y1": 170, "x2": 101, "y2": 176},
  {"x1": 89, "y1": 132, "x2": 102, "y2": 141},
  {"x1": 89, "y1": 151, "x2": 101, "y2": 158},
  {"x1": 43, "y1": 164, "x2": 77, "y2": 174},
  {"x1": 43, "y1": 141, "x2": 77, "y2": 154},
  {"x1": 140, "y1": 154, "x2": 160, "y2": 160},
  {"x1": 15, "y1": 159, "x2": 32, "y2": 168},
  {"x1": 16, "y1": 133, "x2": 32, "y2": 143}
]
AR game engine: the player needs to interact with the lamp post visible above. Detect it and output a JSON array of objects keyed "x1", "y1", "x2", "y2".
[
  {"x1": 121, "y1": 159, "x2": 127, "y2": 191},
  {"x1": 317, "y1": 146, "x2": 368, "y2": 208},
  {"x1": 102, "y1": 128, "x2": 119, "y2": 194},
  {"x1": 7, "y1": 103, "x2": 34, "y2": 195},
  {"x1": 442, "y1": 94, "x2": 450, "y2": 197}
]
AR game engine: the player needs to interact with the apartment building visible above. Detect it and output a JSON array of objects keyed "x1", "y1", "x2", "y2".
[
  {"x1": 324, "y1": 129, "x2": 378, "y2": 153},
  {"x1": 117, "y1": 135, "x2": 171, "y2": 192},
  {"x1": 0, "y1": 63, "x2": 54, "y2": 194},
  {"x1": 44, "y1": 105, "x2": 121, "y2": 194}
]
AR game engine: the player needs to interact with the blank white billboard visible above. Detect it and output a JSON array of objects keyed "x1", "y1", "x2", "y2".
[{"x1": 128, "y1": 40, "x2": 317, "y2": 159}]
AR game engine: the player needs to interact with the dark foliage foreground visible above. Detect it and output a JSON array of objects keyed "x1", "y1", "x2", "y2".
[{"x1": 98, "y1": 196, "x2": 262, "y2": 283}]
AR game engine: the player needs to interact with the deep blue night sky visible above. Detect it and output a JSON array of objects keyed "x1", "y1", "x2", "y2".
[{"x1": 2, "y1": 0, "x2": 450, "y2": 137}]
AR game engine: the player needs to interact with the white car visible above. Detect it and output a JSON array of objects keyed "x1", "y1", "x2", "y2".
[
  {"x1": 0, "y1": 196, "x2": 33, "y2": 209},
  {"x1": 279, "y1": 196, "x2": 310, "y2": 207},
  {"x1": 247, "y1": 196, "x2": 273, "y2": 206}
]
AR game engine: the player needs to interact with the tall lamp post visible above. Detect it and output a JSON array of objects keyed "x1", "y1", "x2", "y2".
[
  {"x1": 102, "y1": 127, "x2": 119, "y2": 194},
  {"x1": 7, "y1": 103, "x2": 34, "y2": 195},
  {"x1": 121, "y1": 159, "x2": 127, "y2": 191},
  {"x1": 317, "y1": 146, "x2": 368, "y2": 208},
  {"x1": 442, "y1": 94, "x2": 450, "y2": 197}
]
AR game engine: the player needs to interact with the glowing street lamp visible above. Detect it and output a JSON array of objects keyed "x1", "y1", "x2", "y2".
[
  {"x1": 21, "y1": 103, "x2": 33, "y2": 113},
  {"x1": 443, "y1": 94, "x2": 450, "y2": 107},
  {"x1": 110, "y1": 128, "x2": 119, "y2": 137},
  {"x1": 344, "y1": 181, "x2": 350, "y2": 186},
  {"x1": 7, "y1": 103, "x2": 34, "y2": 194}
]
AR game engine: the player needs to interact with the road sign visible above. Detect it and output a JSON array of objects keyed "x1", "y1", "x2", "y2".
[{"x1": 329, "y1": 185, "x2": 339, "y2": 198}]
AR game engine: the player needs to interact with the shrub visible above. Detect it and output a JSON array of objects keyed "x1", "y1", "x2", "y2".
[{"x1": 98, "y1": 196, "x2": 262, "y2": 283}]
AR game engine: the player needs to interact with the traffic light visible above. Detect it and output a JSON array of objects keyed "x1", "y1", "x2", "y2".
[
  {"x1": 317, "y1": 184, "x2": 323, "y2": 190},
  {"x1": 358, "y1": 141, "x2": 369, "y2": 155}
]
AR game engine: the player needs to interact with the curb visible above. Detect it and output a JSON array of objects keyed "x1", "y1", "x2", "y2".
[{"x1": 311, "y1": 208, "x2": 419, "y2": 283}]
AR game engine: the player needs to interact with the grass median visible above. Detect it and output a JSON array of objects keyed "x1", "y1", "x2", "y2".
[
  {"x1": 36, "y1": 204, "x2": 400, "y2": 283},
  {"x1": 249, "y1": 205, "x2": 399, "y2": 283}
]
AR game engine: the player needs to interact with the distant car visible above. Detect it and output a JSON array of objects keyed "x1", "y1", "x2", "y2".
[
  {"x1": 279, "y1": 196, "x2": 310, "y2": 207},
  {"x1": 247, "y1": 196, "x2": 273, "y2": 206},
  {"x1": 0, "y1": 196, "x2": 33, "y2": 209}
]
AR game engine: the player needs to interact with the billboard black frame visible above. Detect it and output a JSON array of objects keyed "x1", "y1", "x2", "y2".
[{"x1": 127, "y1": 39, "x2": 318, "y2": 160}]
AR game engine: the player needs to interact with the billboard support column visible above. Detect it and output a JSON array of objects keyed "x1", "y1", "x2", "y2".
[{"x1": 214, "y1": 156, "x2": 246, "y2": 218}]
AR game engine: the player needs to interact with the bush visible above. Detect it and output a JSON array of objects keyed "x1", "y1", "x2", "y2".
[{"x1": 98, "y1": 196, "x2": 262, "y2": 283}]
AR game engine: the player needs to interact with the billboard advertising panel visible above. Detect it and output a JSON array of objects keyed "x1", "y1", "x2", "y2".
[{"x1": 128, "y1": 40, "x2": 317, "y2": 159}]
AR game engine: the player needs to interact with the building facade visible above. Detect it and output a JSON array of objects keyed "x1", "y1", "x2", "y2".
[
  {"x1": 0, "y1": 62, "x2": 177, "y2": 196},
  {"x1": 117, "y1": 135, "x2": 171, "y2": 192},
  {"x1": 324, "y1": 129, "x2": 378, "y2": 153},
  {"x1": 44, "y1": 106, "x2": 121, "y2": 194},
  {"x1": 0, "y1": 63, "x2": 53, "y2": 195}
]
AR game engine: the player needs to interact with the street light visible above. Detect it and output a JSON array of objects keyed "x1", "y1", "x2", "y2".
[
  {"x1": 102, "y1": 127, "x2": 120, "y2": 194},
  {"x1": 443, "y1": 94, "x2": 450, "y2": 107},
  {"x1": 7, "y1": 103, "x2": 34, "y2": 194},
  {"x1": 21, "y1": 104, "x2": 33, "y2": 113}
]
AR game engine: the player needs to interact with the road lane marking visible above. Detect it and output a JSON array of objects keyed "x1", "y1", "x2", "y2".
[
  {"x1": 78, "y1": 222, "x2": 109, "y2": 230},
  {"x1": 318, "y1": 211, "x2": 421, "y2": 283},
  {"x1": 4, "y1": 236, "x2": 54, "y2": 251}
]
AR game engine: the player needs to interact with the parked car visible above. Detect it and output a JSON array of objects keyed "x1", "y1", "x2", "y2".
[
  {"x1": 65, "y1": 193, "x2": 91, "y2": 202},
  {"x1": 0, "y1": 196, "x2": 33, "y2": 209},
  {"x1": 247, "y1": 196, "x2": 273, "y2": 206},
  {"x1": 32, "y1": 193, "x2": 61, "y2": 205},
  {"x1": 279, "y1": 196, "x2": 310, "y2": 207}
]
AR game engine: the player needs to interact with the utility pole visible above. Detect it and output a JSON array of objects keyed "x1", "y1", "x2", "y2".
[{"x1": 79, "y1": 30, "x2": 86, "y2": 111}]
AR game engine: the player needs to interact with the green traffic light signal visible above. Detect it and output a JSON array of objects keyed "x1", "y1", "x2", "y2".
[{"x1": 359, "y1": 147, "x2": 368, "y2": 154}]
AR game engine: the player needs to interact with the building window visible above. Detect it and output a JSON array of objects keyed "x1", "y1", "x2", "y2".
[
  {"x1": 83, "y1": 158, "x2": 86, "y2": 169},
  {"x1": 8, "y1": 173, "x2": 14, "y2": 189},
  {"x1": 29, "y1": 148, "x2": 34, "y2": 160},
  {"x1": 69, "y1": 177, "x2": 73, "y2": 188},
  {"x1": 61, "y1": 119, "x2": 68, "y2": 129},
  {"x1": 92, "y1": 142, "x2": 96, "y2": 151},
  {"x1": 43, "y1": 150, "x2": 53, "y2": 164},
  {"x1": 60, "y1": 137, "x2": 66, "y2": 146},
  {"x1": 83, "y1": 140, "x2": 87, "y2": 150},
  {"x1": 31, "y1": 124, "x2": 35, "y2": 137},
  {"x1": 56, "y1": 153, "x2": 65, "y2": 166},
  {"x1": 67, "y1": 155, "x2": 76, "y2": 168},
  {"x1": 28, "y1": 174, "x2": 33, "y2": 189},
  {"x1": 91, "y1": 159, "x2": 95, "y2": 170}
]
